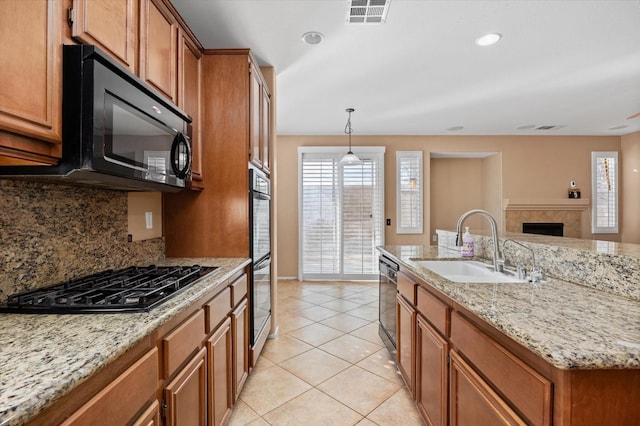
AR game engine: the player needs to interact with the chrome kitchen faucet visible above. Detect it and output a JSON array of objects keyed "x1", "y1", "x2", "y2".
[{"x1": 456, "y1": 209, "x2": 505, "y2": 272}]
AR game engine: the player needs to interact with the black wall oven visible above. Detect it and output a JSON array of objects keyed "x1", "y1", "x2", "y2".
[
  {"x1": 249, "y1": 167, "x2": 271, "y2": 346},
  {"x1": 379, "y1": 255, "x2": 399, "y2": 358}
]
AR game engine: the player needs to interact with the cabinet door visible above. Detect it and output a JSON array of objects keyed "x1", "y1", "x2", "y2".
[
  {"x1": 397, "y1": 293, "x2": 416, "y2": 394},
  {"x1": 260, "y1": 85, "x2": 271, "y2": 174},
  {"x1": 71, "y1": 0, "x2": 138, "y2": 73},
  {"x1": 231, "y1": 298, "x2": 249, "y2": 401},
  {"x1": 139, "y1": 0, "x2": 177, "y2": 102},
  {"x1": 0, "y1": 0, "x2": 62, "y2": 162},
  {"x1": 164, "y1": 347, "x2": 207, "y2": 426},
  {"x1": 178, "y1": 29, "x2": 203, "y2": 190},
  {"x1": 416, "y1": 314, "x2": 449, "y2": 426},
  {"x1": 207, "y1": 318, "x2": 233, "y2": 426},
  {"x1": 449, "y1": 350, "x2": 526, "y2": 426},
  {"x1": 248, "y1": 62, "x2": 262, "y2": 169}
]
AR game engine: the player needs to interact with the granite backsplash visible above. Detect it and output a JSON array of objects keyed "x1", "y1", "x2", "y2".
[{"x1": 0, "y1": 179, "x2": 164, "y2": 299}]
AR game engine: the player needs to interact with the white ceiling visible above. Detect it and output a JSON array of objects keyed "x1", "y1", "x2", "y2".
[{"x1": 171, "y1": 0, "x2": 640, "y2": 137}]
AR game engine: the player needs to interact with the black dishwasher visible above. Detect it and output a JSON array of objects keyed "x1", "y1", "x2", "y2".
[{"x1": 378, "y1": 255, "x2": 399, "y2": 358}]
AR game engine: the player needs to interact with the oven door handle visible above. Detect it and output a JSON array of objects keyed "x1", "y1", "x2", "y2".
[{"x1": 254, "y1": 254, "x2": 271, "y2": 269}]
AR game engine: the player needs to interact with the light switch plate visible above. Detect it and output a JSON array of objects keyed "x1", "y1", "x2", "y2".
[{"x1": 145, "y1": 212, "x2": 153, "y2": 229}]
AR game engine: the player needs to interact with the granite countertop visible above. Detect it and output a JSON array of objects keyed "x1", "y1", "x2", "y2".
[
  {"x1": 0, "y1": 257, "x2": 251, "y2": 426},
  {"x1": 379, "y1": 245, "x2": 640, "y2": 370}
]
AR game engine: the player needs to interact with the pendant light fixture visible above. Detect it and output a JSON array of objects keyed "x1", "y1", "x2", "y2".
[{"x1": 339, "y1": 108, "x2": 362, "y2": 165}]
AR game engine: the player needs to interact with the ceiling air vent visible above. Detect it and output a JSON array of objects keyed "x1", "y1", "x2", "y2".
[
  {"x1": 346, "y1": 0, "x2": 391, "y2": 24},
  {"x1": 534, "y1": 125, "x2": 558, "y2": 130}
]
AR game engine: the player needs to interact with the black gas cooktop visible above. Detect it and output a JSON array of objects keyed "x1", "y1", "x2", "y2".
[{"x1": 0, "y1": 265, "x2": 219, "y2": 314}]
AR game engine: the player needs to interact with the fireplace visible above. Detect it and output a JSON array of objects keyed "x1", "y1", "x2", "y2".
[
  {"x1": 504, "y1": 198, "x2": 591, "y2": 239},
  {"x1": 523, "y1": 222, "x2": 564, "y2": 237}
]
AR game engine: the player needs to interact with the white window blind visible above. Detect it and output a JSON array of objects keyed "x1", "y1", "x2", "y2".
[
  {"x1": 299, "y1": 147, "x2": 385, "y2": 280},
  {"x1": 592, "y1": 151, "x2": 619, "y2": 234},
  {"x1": 396, "y1": 151, "x2": 423, "y2": 234}
]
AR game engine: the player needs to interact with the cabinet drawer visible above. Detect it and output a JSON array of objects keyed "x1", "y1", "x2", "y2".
[
  {"x1": 417, "y1": 286, "x2": 451, "y2": 337},
  {"x1": 230, "y1": 274, "x2": 248, "y2": 306},
  {"x1": 162, "y1": 310, "x2": 206, "y2": 378},
  {"x1": 62, "y1": 348, "x2": 158, "y2": 425},
  {"x1": 450, "y1": 312, "x2": 552, "y2": 425},
  {"x1": 205, "y1": 287, "x2": 231, "y2": 333},
  {"x1": 397, "y1": 271, "x2": 417, "y2": 305},
  {"x1": 450, "y1": 350, "x2": 526, "y2": 426}
]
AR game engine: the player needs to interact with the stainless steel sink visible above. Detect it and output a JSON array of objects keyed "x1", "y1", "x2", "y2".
[{"x1": 412, "y1": 260, "x2": 527, "y2": 283}]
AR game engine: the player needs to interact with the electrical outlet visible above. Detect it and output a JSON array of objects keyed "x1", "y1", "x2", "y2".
[
  {"x1": 145, "y1": 212, "x2": 153, "y2": 229},
  {"x1": 432, "y1": 235, "x2": 437, "y2": 242},
  {"x1": 386, "y1": 218, "x2": 391, "y2": 226}
]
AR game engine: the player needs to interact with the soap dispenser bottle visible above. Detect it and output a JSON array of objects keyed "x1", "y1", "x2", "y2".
[{"x1": 461, "y1": 227, "x2": 474, "y2": 257}]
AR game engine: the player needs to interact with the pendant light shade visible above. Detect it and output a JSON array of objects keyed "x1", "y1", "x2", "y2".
[{"x1": 339, "y1": 108, "x2": 362, "y2": 165}]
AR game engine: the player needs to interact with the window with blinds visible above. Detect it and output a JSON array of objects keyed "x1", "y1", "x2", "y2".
[
  {"x1": 299, "y1": 147, "x2": 385, "y2": 280},
  {"x1": 591, "y1": 151, "x2": 619, "y2": 234},
  {"x1": 396, "y1": 151, "x2": 423, "y2": 234}
]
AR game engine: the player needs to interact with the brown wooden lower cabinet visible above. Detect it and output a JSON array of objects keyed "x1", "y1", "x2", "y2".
[
  {"x1": 232, "y1": 297, "x2": 249, "y2": 401},
  {"x1": 397, "y1": 293, "x2": 416, "y2": 394},
  {"x1": 26, "y1": 269, "x2": 257, "y2": 426},
  {"x1": 163, "y1": 347, "x2": 208, "y2": 426},
  {"x1": 207, "y1": 317, "x2": 233, "y2": 426},
  {"x1": 416, "y1": 314, "x2": 448, "y2": 426},
  {"x1": 449, "y1": 350, "x2": 526, "y2": 426},
  {"x1": 395, "y1": 264, "x2": 640, "y2": 426}
]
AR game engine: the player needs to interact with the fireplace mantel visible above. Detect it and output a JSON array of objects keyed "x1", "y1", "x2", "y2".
[{"x1": 504, "y1": 198, "x2": 590, "y2": 211}]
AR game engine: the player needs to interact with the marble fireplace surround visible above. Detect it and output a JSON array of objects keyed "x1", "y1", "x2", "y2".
[{"x1": 504, "y1": 198, "x2": 591, "y2": 238}]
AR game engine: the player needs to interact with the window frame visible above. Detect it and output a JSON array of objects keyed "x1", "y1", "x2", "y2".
[
  {"x1": 396, "y1": 151, "x2": 423, "y2": 234},
  {"x1": 591, "y1": 151, "x2": 619, "y2": 234}
]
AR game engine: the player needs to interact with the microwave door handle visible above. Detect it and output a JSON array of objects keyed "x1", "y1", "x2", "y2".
[{"x1": 170, "y1": 133, "x2": 191, "y2": 179}]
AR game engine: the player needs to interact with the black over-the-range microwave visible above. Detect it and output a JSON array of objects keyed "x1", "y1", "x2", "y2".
[{"x1": 0, "y1": 44, "x2": 192, "y2": 192}]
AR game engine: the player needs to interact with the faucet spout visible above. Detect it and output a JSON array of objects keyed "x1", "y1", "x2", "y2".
[{"x1": 456, "y1": 209, "x2": 504, "y2": 272}]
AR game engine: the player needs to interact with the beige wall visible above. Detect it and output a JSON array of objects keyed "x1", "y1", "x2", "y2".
[
  {"x1": 482, "y1": 153, "x2": 503, "y2": 230},
  {"x1": 430, "y1": 158, "x2": 485, "y2": 241},
  {"x1": 622, "y1": 131, "x2": 640, "y2": 243},
  {"x1": 428, "y1": 153, "x2": 504, "y2": 243},
  {"x1": 276, "y1": 134, "x2": 621, "y2": 278}
]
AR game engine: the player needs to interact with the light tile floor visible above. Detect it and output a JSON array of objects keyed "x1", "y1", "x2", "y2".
[{"x1": 228, "y1": 280, "x2": 425, "y2": 426}]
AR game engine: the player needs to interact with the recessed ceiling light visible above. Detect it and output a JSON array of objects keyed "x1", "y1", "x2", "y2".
[
  {"x1": 301, "y1": 31, "x2": 324, "y2": 45},
  {"x1": 475, "y1": 33, "x2": 502, "y2": 47}
]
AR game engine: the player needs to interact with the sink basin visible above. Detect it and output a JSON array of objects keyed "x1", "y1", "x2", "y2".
[{"x1": 412, "y1": 260, "x2": 527, "y2": 283}]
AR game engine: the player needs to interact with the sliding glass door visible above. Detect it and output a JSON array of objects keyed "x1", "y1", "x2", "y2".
[{"x1": 299, "y1": 147, "x2": 385, "y2": 280}]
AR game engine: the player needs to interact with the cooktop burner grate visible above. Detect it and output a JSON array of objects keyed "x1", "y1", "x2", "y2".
[{"x1": 0, "y1": 265, "x2": 219, "y2": 313}]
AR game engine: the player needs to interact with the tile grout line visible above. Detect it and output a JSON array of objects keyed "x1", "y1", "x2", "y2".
[{"x1": 231, "y1": 280, "x2": 421, "y2": 425}]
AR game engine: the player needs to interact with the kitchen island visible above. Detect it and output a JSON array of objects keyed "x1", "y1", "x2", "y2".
[
  {"x1": 379, "y1": 233, "x2": 639, "y2": 425},
  {"x1": 0, "y1": 257, "x2": 250, "y2": 426}
]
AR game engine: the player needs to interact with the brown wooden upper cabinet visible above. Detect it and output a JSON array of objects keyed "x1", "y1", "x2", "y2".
[
  {"x1": 139, "y1": 0, "x2": 178, "y2": 103},
  {"x1": 261, "y1": 85, "x2": 271, "y2": 174},
  {"x1": 71, "y1": 0, "x2": 139, "y2": 73},
  {"x1": 0, "y1": 0, "x2": 64, "y2": 164},
  {"x1": 178, "y1": 29, "x2": 204, "y2": 190},
  {"x1": 249, "y1": 62, "x2": 271, "y2": 174}
]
